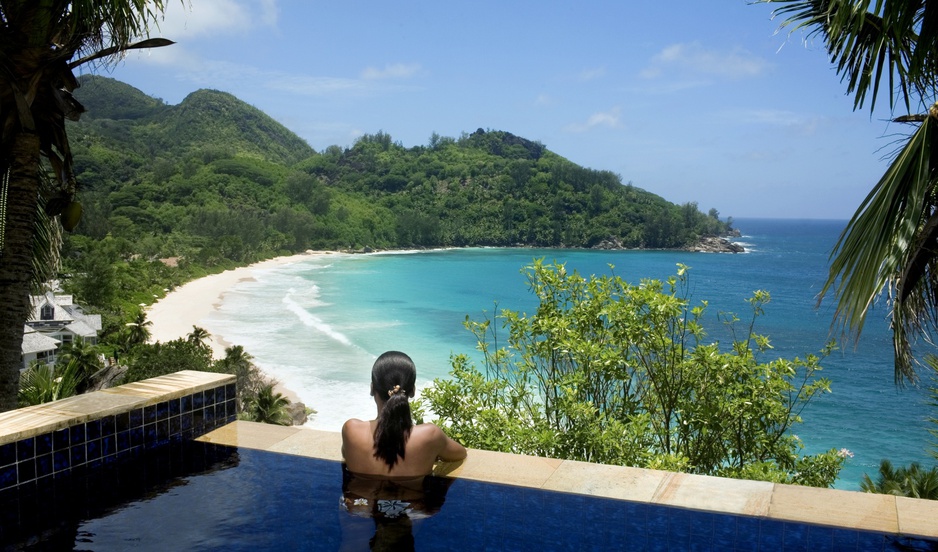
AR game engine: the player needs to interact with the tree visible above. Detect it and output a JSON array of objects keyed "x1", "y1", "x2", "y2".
[
  {"x1": 56, "y1": 339, "x2": 102, "y2": 393},
  {"x1": 761, "y1": 0, "x2": 938, "y2": 383},
  {"x1": 187, "y1": 325, "x2": 211, "y2": 351},
  {"x1": 860, "y1": 459, "x2": 938, "y2": 499},
  {"x1": 0, "y1": 1, "x2": 175, "y2": 411},
  {"x1": 422, "y1": 262, "x2": 847, "y2": 487},
  {"x1": 241, "y1": 382, "x2": 291, "y2": 425},
  {"x1": 123, "y1": 310, "x2": 152, "y2": 349}
]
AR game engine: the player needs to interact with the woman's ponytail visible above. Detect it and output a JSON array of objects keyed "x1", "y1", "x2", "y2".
[{"x1": 370, "y1": 352, "x2": 417, "y2": 469}]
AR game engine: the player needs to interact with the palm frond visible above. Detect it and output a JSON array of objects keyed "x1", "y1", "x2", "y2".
[
  {"x1": 763, "y1": 0, "x2": 931, "y2": 112},
  {"x1": 821, "y1": 111, "x2": 938, "y2": 383}
]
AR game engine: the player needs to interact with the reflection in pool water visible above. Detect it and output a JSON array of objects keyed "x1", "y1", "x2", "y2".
[
  {"x1": 1, "y1": 440, "x2": 936, "y2": 551},
  {"x1": 340, "y1": 466, "x2": 454, "y2": 551}
]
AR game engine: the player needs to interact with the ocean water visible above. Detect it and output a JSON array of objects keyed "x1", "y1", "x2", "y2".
[{"x1": 202, "y1": 218, "x2": 934, "y2": 490}]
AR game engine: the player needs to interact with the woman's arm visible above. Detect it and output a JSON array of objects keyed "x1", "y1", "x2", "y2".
[{"x1": 435, "y1": 426, "x2": 467, "y2": 461}]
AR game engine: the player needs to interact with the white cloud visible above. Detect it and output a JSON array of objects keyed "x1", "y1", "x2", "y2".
[
  {"x1": 565, "y1": 107, "x2": 622, "y2": 133},
  {"x1": 361, "y1": 63, "x2": 422, "y2": 80},
  {"x1": 121, "y1": 48, "x2": 416, "y2": 99},
  {"x1": 153, "y1": 0, "x2": 277, "y2": 39},
  {"x1": 642, "y1": 42, "x2": 768, "y2": 80},
  {"x1": 534, "y1": 93, "x2": 553, "y2": 107},
  {"x1": 734, "y1": 108, "x2": 821, "y2": 134},
  {"x1": 579, "y1": 66, "x2": 606, "y2": 81}
]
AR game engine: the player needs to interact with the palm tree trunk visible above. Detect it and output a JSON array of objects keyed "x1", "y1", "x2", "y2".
[{"x1": 0, "y1": 130, "x2": 42, "y2": 411}]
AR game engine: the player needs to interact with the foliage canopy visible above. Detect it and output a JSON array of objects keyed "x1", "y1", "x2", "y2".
[{"x1": 421, "y1": 262, "x2": 846, "y2": 487}]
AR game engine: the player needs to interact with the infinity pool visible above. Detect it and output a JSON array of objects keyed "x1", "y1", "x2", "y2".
[{"x1": 2, "y1": 440, "x2": 935, "y2": 551}]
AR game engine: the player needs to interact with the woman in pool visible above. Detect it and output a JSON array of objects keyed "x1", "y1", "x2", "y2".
[{"x1": 341, "y1": 350, "x2": 467, "y2": 477}]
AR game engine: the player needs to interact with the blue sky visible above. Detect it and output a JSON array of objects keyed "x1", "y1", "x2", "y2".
[{"x1": 99, "y1": 0, "x2": 908, "y2": 220}]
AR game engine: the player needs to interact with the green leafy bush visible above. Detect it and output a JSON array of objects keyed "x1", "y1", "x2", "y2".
[{"x1": 421, "y1": 261, "x2": 846, "y2": 487}]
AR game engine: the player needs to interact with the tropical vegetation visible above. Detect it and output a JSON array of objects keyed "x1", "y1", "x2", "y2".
[
  {"x1": 420, "y1": 262, "x2": 847, "y2": 487},
  {"x1": 0, "y1": 1, "x2": 174, "y2": 412},
  {"x1": 762, "y1": 0, "x2": 938, "y2": 384}
]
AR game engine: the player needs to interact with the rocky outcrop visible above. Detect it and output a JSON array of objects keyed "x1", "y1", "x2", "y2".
[
  {"x1": 689, "y1": 236, "x2": 745, "y2": 253},
  {"x1": 286, "y1": 401, "x2": 310, "y2": 425},
  {"x1": 591, "y1": 236, "x2": 625, "y2": 250}
]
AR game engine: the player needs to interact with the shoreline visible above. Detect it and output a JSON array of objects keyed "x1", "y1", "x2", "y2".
[{"x1": 146, "y1": 251, "x2": 345, "y2": 404}]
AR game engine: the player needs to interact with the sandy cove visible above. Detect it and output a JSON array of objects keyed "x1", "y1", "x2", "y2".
[{"x1": 146, "y1": 251, "x2": 345, "y2": 403}]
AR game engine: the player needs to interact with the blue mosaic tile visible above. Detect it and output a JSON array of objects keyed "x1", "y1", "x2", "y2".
[
  {"x1": 214, "y1": 386, "x2": 226, "y2": 405},
  {"x1": 760, "y1": 518, "x2": 786, "y2": 550},
  {"x1": 33, "y1": 433, "x2": 55, "y2": 456},
  {"x1": 130, "y1": 407, "x2": 143, "y2": 428},
  {"x1": 116, "y1": 431, "x2": 130, "y2": 452},
  {"x1": 52, "y1": 450, "x2": 69, "y2": 472},
  {"x1": 204, "y1": 405, "x2": 216, "y2": 426},
  {"x1": 101, "y1": 435, "x2": 116, "y2": 457},
  {"x1": 646, "y1": 504, "x2": 670, "y2": 540},
  {"x1": 116, "y1": 412, "x2": 131, "y2": 432},
  {"x1": 18, "y1": 458, "x2": 35, "y2": 483},
  {"x1": 156, "y1": 401, "x2": 169, "y2": 420},
  {"x1": 832, "y1": 527, "x2": 859, "y2": 550},
  {"x1": 169, "y1": 398, "x2": 181, "y2": 416},
  {"x1": 807, "y1": 524, "x2": 835, "y2": 552},
  {"x1": 156, "y1": 420, "x2": 169, "y2": 441},
  {"x1": 203, "y1": 389, "x2": 216, "y2": 407},
  {"x1": 226, "y1": 399, "x2": 236, "y2": 419},
  {"x1": 668, "y1": 507, "x2": 694, "y2": 545},
  {"x1": 131, "y1": 427, "x2": 144, "y2": 447},
  {"x1": 692, "y1": 540, "x2": 715, "y2": 552},
  {"x1": 101, "y1": 415, "x2": 116, "y2": 436},
  {"x1": 86, "y1": 439, "x2": 101, "y2": 460},
  {"x1": 16, "y1": 439, "x2": 34, "y2": 462},
  {"x1": 735, "y1": 513, "x2": 761, "y2": 550},
  {"x1": 782, "y1": 521, "x2": 809, "y2": 552},
  {"x1": 144, "y1": 405, "x2": 157, "y2": 424},
  {"x1": 181, "y1": 412, "x2": 193, "y2": 431},
  {"x1": 0, "y1": 442, "x2": 15, "y2": 466},
  {"x1": 225, "y1": 383, "x2": 236, "y2": 400},
  {"x1": 192, "y1": 391, "x2": 204, "y2": 409},
  {"x1": 34, "y1": 433, "x2": 53, "y2": 456},
  {"x1": 0, "y1": 464, "x2": 16, "y2": 489},
  {"x1": 69, "y1": 424, "x2": 85, "y2": 445},
  {"x1": 70, "y1": 444, "x2": 86, "y2": 466},
  {"x1": 53, "y1": 428, "x2": 69, "y2": 451},
  {"x1": 856, "y1": 530, "x2": 885, "y2": 552},
  {"x1": 144, "y1": 424, "x2": 158, "y2": 443},
  {"x1": 181, "y1": 394, "x2": 192, "y2": 413},
  {"x1": 169, "y1": 416, "x2": 181, "y2": 436},
  {"x1": 35, "y1": 454, "x2": 53, "y2": 478},
  {"x1": 86, "y1": 419, "x2": 101, "y2": 440}
]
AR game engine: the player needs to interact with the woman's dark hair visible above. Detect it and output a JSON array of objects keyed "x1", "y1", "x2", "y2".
[{"x1": 371, "y1": 351, "x2": 417, "y2": 469}]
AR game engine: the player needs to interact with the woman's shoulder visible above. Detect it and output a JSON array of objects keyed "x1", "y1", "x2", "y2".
[
  {"x1": 342, "y1": 418, "x2": 371, "y2": 439},
  {"x1": 410, "y1": 423, "x2": 447, "y2": 442}
]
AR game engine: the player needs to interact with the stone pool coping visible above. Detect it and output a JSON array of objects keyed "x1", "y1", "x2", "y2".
[{"x1": 197, "y1": 421, "x2": 938, "y2": 541}]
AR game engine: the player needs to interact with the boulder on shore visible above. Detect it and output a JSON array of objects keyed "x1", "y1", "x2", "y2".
[{"x1": 689, "y1": 236, "x2": 745, "y2": 253}]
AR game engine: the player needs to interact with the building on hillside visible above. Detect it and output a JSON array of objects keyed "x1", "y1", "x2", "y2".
[
  {"x1": 20, "y1": 326, "x2": 61, "y2": 370},
  {"x1": 20, "y1": 292, "x2": 102, "y2": 370}
]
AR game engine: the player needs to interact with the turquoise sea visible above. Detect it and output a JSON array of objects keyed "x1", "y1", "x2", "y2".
[{"x1": 202, "y1": 218, "x2": 934, "y2": 490}]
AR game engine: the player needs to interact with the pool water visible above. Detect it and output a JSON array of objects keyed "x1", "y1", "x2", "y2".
[{"x1": 1, "y1": 441, "x2": 935, "y2": 551}]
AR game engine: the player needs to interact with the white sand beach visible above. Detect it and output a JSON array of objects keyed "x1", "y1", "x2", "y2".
[{"x1": 146, "y1": 251, "x2": 342, "y2": 402}]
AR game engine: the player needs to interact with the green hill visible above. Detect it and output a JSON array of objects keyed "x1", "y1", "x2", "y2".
[{"x1": 66, "y1": 75, "x2": 733, "y2": 267}]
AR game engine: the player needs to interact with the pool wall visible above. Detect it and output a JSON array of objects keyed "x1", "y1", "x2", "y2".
[{"x1": 0, "y1": 370, "x2": 235, "y2": 493}]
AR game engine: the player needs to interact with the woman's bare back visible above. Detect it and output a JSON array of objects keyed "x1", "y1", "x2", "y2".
[{"x1": 342, "y1": 418, "x2": 466, "y2": 477}]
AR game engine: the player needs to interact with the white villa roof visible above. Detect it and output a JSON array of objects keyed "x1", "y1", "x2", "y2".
[
  {"x1": 28, "y1": 292, "x2": 73, "y2": 323},
  {"x1": 65, "y1": 319, "x2": 98, "y2": 338},
  {"x1": 21, "y1": 326, "x2": 60, "y2": 354}
]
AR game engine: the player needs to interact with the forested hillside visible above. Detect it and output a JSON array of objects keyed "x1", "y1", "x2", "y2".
[{"x1": 67, "y1": 76, "x2": 732, "y2": 269}]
